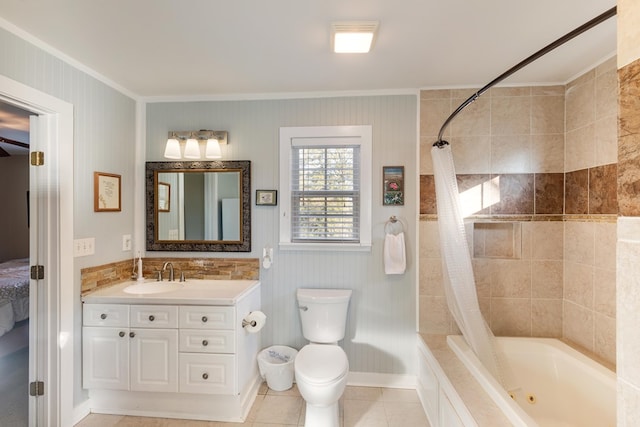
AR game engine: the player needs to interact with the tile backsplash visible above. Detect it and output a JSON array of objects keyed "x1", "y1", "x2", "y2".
[{"x1": 81, "y1": 257, "x2": 259, "y2": 295}]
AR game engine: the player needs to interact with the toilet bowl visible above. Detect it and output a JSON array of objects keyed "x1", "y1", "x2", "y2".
[{"x1": 294, "y1": 289, "x2": 352, "y2": 427}]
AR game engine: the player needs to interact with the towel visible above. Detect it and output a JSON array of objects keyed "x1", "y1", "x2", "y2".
[{"x1": 384, "y1": 231, "x2": 406, "y2": 275}]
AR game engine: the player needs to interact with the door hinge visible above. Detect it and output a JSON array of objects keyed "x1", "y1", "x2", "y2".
[
  {"x1": 30, "y1": 265, "x2": 44, "y2": 280},
  {"x1": 29, "y1": 381, "x2": 45, "y2": 396},
  {"x1": 30, "y1": 151, "x2": 44, "y2": 166}
]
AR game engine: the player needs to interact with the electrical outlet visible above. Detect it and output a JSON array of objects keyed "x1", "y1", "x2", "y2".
[
  {"x1": 73, "y1": 237, "x2": 95, "y2": 257},
  {"x1": 122, "y1": 234, "x2": 132, "y2": 251}
]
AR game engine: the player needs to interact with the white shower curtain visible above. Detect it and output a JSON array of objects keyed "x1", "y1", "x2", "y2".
[{"x1": 431, "y1": 144, "x2": 514, "y2": 391}]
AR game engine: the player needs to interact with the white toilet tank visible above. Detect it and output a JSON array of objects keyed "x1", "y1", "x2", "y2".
[{"x1": 297, "y1": 288, "x2": 352, "y2": 343}]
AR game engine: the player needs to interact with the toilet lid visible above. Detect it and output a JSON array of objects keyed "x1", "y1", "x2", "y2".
[{"x1": 295, "y1": 344, "x2": 349, "y2": 385}]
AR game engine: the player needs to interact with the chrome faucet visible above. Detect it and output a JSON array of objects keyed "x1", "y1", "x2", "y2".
[{"x1": 162, "y1": 262, "x2": 175, "y2": 281}]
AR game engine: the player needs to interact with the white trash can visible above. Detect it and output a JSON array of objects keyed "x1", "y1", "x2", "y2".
[{"x1": 257, "y1": 345, "x2": 298, "y2": 391}]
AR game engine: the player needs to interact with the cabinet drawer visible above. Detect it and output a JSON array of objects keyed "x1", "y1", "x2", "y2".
[
  {"x1": 179, "y1": 353, "x2": 236, "y2": 394},
  {"x1": 179, "y1": 306, "x2": 234, "y2": 330},
  {"x1": 131, "y1": 305, "x2": 178, "y2": 328},
  {"x1": 180, "y1": 330, "x2": 235, "y2": 354},
  {"x1": 83, "y1": 304, "x2": 129, "y2": 327}
]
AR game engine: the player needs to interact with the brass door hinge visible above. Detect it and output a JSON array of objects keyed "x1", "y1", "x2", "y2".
[
  {"x1": 29, "y1": 381, "x2": 44, "y2": 396},
  {"x1": 30, "y1": 151, "x2": 44, "y2": 166},
  {"x1": 30, "y1": 265, "x2": 44, "y2": 280}
]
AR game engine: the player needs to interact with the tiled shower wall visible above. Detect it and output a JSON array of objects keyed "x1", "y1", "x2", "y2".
[{"x1": 419, "y1": 57, "x2": 618, "y2": 365}]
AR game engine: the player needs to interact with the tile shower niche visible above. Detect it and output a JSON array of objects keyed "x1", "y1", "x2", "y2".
[{"x1": 472, "y1": 222, "x2": 522, "y2": 259}]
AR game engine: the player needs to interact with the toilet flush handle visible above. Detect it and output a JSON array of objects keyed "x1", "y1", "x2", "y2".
[{"x1": 299, "y1": 305, "x2": 308, "y2": 311}]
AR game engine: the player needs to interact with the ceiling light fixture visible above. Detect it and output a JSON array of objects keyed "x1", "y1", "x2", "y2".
[
  {"x1": 163, "y1": 130, "x2": 228, "y2": 160},
  {"x1": 331, "y1": 21, "x2": 379, "y2": 53}
]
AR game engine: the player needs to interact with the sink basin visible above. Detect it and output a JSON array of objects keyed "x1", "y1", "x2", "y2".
[{"x1": 123, "y1": 281, "x2": 185, "y2": 295}]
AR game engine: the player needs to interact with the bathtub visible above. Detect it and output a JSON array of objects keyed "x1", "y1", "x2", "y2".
[{"x1": 446, "y1": 335, "x2": 616, "y2": 427}]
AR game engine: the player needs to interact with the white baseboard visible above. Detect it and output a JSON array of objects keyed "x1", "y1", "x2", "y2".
[
  {"x1": 72, "y1": 399, "x2": 92, "y2": 425},
  {"x1": 347, "y1": 371, "x2": 416, "y2": 389}
]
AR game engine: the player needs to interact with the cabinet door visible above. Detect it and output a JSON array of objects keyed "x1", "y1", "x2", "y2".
[
  {"x1": 129, "y1": 328, "x2": 178, "y2": 392},
  {"x1": 82, "y1": 327, "x2": 129, "y2": 390}
]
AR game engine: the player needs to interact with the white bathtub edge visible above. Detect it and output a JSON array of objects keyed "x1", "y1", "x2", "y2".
[{"x1": 446, "y1": 335, "x2": 538, "y2": 427}]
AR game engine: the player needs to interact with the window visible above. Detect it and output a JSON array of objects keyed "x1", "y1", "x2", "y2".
[{"x1": 279, "y1": 126, "x2": 372, "y2": 250}]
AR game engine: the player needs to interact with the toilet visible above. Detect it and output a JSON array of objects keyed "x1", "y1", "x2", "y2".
[{"x1": 294, "y1": 288, "x2": 352, "y2": 427}]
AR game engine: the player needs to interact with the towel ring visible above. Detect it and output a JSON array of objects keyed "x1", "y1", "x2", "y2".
[{"x1": 385, "y1": 216, "x2": 404, "y2": 235}]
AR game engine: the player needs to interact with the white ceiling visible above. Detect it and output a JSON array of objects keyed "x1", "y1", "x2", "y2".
[{"x1": 0, "y1": 0, "x2": 617, "y2": 99}]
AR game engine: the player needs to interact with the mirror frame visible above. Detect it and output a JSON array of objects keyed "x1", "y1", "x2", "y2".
[{"x1": 145, "y1": 160, "x2": 251, "y2": 252}]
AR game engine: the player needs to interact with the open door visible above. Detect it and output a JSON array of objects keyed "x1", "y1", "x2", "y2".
[{"x1": 1, "y1": 75, "x2": 73, "y2": 427}]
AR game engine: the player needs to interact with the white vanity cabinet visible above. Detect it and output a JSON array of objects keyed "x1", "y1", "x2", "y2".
[
  {"x1": 80, "y1": 280, "x2": 262, "y2": 422},
  {"x1": 82, "y1": 304, "x2": 179, "y2": 392}
]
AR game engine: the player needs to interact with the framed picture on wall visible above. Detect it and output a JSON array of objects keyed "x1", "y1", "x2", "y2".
[
  {"x1": 256, "y1": 190, "x2": 277, "y2": 206},
  {"x1": 383, "y1": 166, "x2": 404, "y2": 206},
  {"x1": 158, "y1": 182, "x2": 170, "y2": 212},
  {"x1": 94, "y1": 172, "x2": 121, "y2": 212}
]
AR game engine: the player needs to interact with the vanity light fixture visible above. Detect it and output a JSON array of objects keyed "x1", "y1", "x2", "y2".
[
  {"x1": 163, "y1": 130, "x2": 228, "y2": 160},
  {"x1": 331, "y1": 21, "x2": 379, "y2": 53}
]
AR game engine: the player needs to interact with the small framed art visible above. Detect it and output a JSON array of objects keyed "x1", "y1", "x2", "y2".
[
  {"x1": 94, "y1": 172, "x2": 121, "y2": 212},
  {"x1": 256, "y1": 190, "x2": 277, "y2": 206},
  {"x1": 383, "y1": 166, "x2": 404, "y2": 206},
  {"x1": 158, "y1": 182, "x2": 170, "y2": 212}
]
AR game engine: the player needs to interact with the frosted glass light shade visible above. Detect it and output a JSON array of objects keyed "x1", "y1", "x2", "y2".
[
  {"x1": 184, "y1": 138, "x2": 201, "y2": 159},
  {"x1": 164, "y1": 138, "x2": 181, "y2": 159},
  {"x1": 205, "y1": 138, "x2": 222, "y2": 159},
  {"x1": 334, "y1": 32, "x2": 374, "y2": 53}
]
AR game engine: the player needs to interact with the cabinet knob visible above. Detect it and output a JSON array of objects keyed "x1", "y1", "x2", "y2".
[
  {"x1": 202, "y1": 373, "x2": 209, "y2": 380},
  {"x1": 119, "y1": 331, "x2": 125, "y2": 338},
  {"x1": 149, "y1": 315, "x2": 155, "y2": 322},
  {"x1": 202, "y1": 316, "x2": 208, "y2": 323},
  {"x1": 129, "y1": 332, "x2": 136, "y2": 338},
  {"x1": 202, "y1": 340, "x2": 208, "y2": 346},
  {"x1": 100, "y1": 313, "x2": 107, "y2": 320}
]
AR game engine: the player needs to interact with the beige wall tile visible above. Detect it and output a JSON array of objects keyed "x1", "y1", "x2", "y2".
[
  {"x1": 619, "y1": 379, "x2": 640, "y2": 427},
  {"x1": 491, "y1": 298, "x2": 531, "y2": 336},
  {"x1": 531, "y1": 222, "x2": 564, "y2": 260},
  {"x1": 564, "y1": 222, "x2": 595, "y2": 265},
  {"x1": 531, "y1": 134, "x2": 564, "y2": 173},
  {"x1": 490, "y1": 135, "x2": 532, "y2": 173},
  {"x1": 531, "y1": 95, "x2": 564, "y2": 134},
  {"x1": 594, "y1": 313, "x2": 616, "y2": 365},
  {"x1": 566, "y1": 79, "x2": 595, "y2": 132},
  {"x1": 619, "y1": 0, "x2": 640, "y2": 67},
  {"x1": 491, "y1": 87, "x2": 531, "y2": 97},
  {"x1": 596, "y1": 68, "x2": 618, "y2": 119},
  {"x1": 419, "y1": 220, "x2": 440, "y2": 258},
  {"x1": 594, "y1": 267, "x2": 616, "y2": 318},
  {"x1": 419, "y1": 296, "x2": 452, "y2": 335},
  {"x1": 531, "y1": 85, "x2": 564, "y2": 96},
  {"x1": 450, "y1": 135, "x2": 491, "y2": 174},
  {"x1": 617, "y1": 238, "x2": 640, "y2": 386},
  {"x1": 419, "y1": 137, "x2": 435, "y2": 174},
  {"x1": 594, "y1": 222, "x2": 617, "y2": 270},
  {"x1": 419, "y1": 258, "x2": 443, "y2": 296},
  {"x1": 563, "y1": 300, "x2": 594, "y2": 352},
  {"x1": 420, "y1": 98, "x2": 451, "y2": 138},
  {"x1": 565, "y1": 124, "x2": 596, "y2": 172},
  {"x1": 564, "y1": 261, "x2": 594, "y2": 308},
  {"x1": 531, "y1": 299, "x2": 563, "y2": 337},
  {"x1": 491, "y1": 97, "x2": 531, "y2": 135},
  {"x1": 450, "y1": 97, "x2": 490, "y2": 136},
  {"x1": 595, "y1": 114, "x2": 618, "y2": 166},
  {"x1": 531, "y1": 260, "x2": 563, "y2": 299},
  {"x1": 490, "y1": 260, "x2": 532, "y2": 298}
]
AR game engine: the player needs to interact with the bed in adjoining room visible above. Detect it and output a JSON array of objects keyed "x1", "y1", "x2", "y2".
[{"x1": 0, "y1": 258, "x2": 29, "y2": 337}]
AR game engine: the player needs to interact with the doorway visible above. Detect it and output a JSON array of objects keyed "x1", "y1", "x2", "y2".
[
  {"x1": 0, "y1": 100, "x2": 32, "y2": 425},
  {"x1": 0, "y1": 75, "x2": 74, "y2": 426}
]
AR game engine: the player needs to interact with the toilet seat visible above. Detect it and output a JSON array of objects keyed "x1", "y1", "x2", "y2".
[{"x1": 295, "y1": 344, "x2": 348, "y2": 385}]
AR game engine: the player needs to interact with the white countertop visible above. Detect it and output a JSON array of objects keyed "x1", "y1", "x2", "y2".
[{"x1": 82, "y1": 279, "x2": 260, "y2": 306}]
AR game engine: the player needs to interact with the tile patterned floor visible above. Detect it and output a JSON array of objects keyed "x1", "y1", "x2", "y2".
[{"x1": 75, "y1": 383, "x2": 431, "y2": 427}]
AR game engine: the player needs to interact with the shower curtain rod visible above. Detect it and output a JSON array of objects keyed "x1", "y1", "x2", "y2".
[{"x1": 433, "y1": 6, "x2": 617, "y2": 148}]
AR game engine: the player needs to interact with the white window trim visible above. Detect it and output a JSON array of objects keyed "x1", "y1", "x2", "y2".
[{"x1": 279, "y1": 125, "x2": 372, "y2": 251}]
